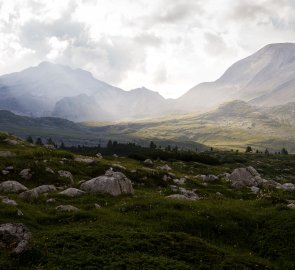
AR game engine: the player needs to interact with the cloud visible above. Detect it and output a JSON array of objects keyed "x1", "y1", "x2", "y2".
[{"x1": 1, "y1": 0, "x2": 295, "y2": 98}]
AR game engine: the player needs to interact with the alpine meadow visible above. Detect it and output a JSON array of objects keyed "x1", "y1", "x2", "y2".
[{"x1": 0, "y1": 1, "x2": 295, "y2": 269}]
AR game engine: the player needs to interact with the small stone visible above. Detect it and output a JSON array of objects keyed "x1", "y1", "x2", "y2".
[
  {"x1": 45, "y1": 167, "x2": 54, "y2": 174},
  {"x1": 19, "y1": 169, "x2": 32, "y2": 180},
  {"x1": 2, "y1": 170, "x2": 9, "y2": 175},
  {"x1": 17, "y1": 209, "x2": 24, "y2": 216},
  {"x1": 55, "y1": 205, "x2": 79, "y2": 212},
  {"x1": 46, "y1": 198, "x2": 56, "y2": 203},
  {"x1": 287, "y1": 203, "x2": 295, "y2": 210},
  {"x1": 94, "y1": 203, "x2": 102, "y2": 209},
  {"x1": 59, "y1": 188, "x2": 85, "y2": 197},
  {"x1": 2, "y1": 197, "x2": 18, "y2": 206}
]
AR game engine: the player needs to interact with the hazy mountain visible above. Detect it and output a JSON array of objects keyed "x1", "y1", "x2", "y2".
[
  {"x1": 178, "y1": 43, "x2": 295, "y2": 111},
  {"x1": 0, "y1": 62, "x2": 170, "y2": 121},
  {"x1": 1, "y1": 43, "x2": 295, "y2": 121}
]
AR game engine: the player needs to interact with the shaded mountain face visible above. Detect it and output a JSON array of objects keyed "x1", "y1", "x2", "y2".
[
  {"x1": 178, "y1": 43, "x2": 295, "y2": 111},
  {"x1": 0, "y1": 62, "x2": 169, "y2": 121}
]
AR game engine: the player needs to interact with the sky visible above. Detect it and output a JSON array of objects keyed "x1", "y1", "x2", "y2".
[{"x1": 0, "y1": 0, "x2": 295, "y2": 98}]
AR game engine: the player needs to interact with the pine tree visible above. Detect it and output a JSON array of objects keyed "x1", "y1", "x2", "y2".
[
  {"x1": 245, "y1": 146, "x2": 252, "y2": 153},
  {"x1": 281, "y1": 148, "x2": 289, "y2": 155},
  {"x1": 35, "y1": 137, "x2": 43, "y2": 145},
  {"x1": 26, "y1": 136, "x2": 34, "y2": 144}
]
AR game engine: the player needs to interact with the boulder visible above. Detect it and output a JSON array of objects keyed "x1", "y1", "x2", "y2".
[
  {"x1": 46, "y1": 198, "x2": 56, "y2": 203},
  {"x1": 2, "y1": 170, "x2": 9, "y2": 175},
  {"x1": 96, "y1": 153, "x2": 103, "y2": 159},
  {"x1": 229, "y1": 166, "x2": 264, "y2": 188},
  {"x1": 32, "y1": 185, "x2": 57, "y2": 194},
  {"x1": 173, "y1": 178, "x2": 186, "y2": 185},
  {"x1": 0, "y1": 151, "x2": 16, "y2": 157},
  {"x1": 43, "y1": 144, "x2": 55, "y2": 149},
  {"x1": 179, "y1": 188, "x2": 200, "y2": 200},
  {"x1": 58, "y1": 170, "x2": 73, "y2": 183},
  {"x1": 59, "y1": 188, "x2": 85, "y2": 197},
  {"x1": 287, "y1": 203, "x2": 295, "y2": 210},
  {"x1": 281, "y1": 183, "x2": 295, "y2": 191},
  {"x1": 74, "y1": 157, "x2": 96, "y2": 164},
  {"x1": 5, "y1": 166, "x2": 14, "y2": 171},
  {"x1": 0, "y1": 181, "x2": 28, "y2": 193},
  {"x1": 80, "y1": 169, "x2": 134, "y2": 196},
  {"x1": 56, "y1": 205, "x2": 79, "y2": 212},
  {"x1": 19, "y1": 189, "x2": 39, "y2": 201},
  {"x1": 1, "y1": 197, "x2": 18, "y2": 206},
  {"x1": 166, "y1": 193, "x2": 199, "y2": 201},
  {"x1": 203, "y1": 175, "x2": 218, "y2": 182},
  {"x1": 250, "y1": 186, "x2": 260, "y2": 194},
  {"x1": 19, "y1": 169, "x2": 32, "y2": 180},
  {"x1": 143, "y1": 159, "x2": 154, "y2": 166},
  {"x1": 0, "y1": 223, "x2": 31, "y2": 254},
  {"x1": 159, "y1": 164, "x2": 172, "y2": 171},
  {"x1": 45, "y1": 167, "x2": 54, "y2": 174},
  {"x1": 4, "y1": 139, "x2": 18, "y2": 145}
]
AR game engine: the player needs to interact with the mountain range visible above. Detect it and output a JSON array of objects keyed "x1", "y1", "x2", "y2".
[{"x1": 1, "y1": 43, "x2": 295, "y2": 121}]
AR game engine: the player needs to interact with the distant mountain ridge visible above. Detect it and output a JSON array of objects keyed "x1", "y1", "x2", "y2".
[{"x1": 1, "y1": 43, "x2": 295, "y2": 121}]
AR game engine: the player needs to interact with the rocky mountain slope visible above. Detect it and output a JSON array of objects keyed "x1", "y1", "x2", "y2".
[{"x1": 178, "y1": 43, "x2": 295, "y2": 111}]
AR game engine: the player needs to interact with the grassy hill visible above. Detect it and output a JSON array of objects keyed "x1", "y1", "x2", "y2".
[
  {"x1": 0, "y1": 132, "x2": 295, "y2": 269},
  {"x1": 84, "y1": 101, "x2": 295, "y2": 153}
]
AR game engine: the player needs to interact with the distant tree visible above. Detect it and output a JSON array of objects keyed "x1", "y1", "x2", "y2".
[
  {"x1": 107, "y1": 140, "x2": 113, "y2": 149},
  {"x1": 245, "y1": 146, "x2": 252, "y2": 153},
  {"x1": 264, "y1": 148, "x2": 270, "y2": 155},
  {"x1": 173, "y1": 145, "x2": 179, "y2": 152},
  {"x1": 26, "y1": 136, "x2": 34, "y2": 144},
  {"x1": 35, "y1": 137, "x2": 43, "y2": 145},
  {"x1": 256, "y1": 150, "x2": 259, "y2": 154},
  {"x1": 46, "y1": 137, "x2": 56, "y2": 146},
  {"x1": 113, "y1": 141, "x2": 118, "y2": 147},
  {"x1": 196, "y1": 147, "x2": 198, "y2": 153},
  {"x1": 149, "y1": 141, "x2": 156, "y2": 149},
  {"x1": 210, "y1": 147, "x2": 214, "y2": 152},
  {"x1": 60, "y1": 141, "x2": 65, "y2": 149},
  {"x1": 281, "y1": 148, "x2": 289, "y2": 155},
  {"x1": 165, "y1": 145, "x2": 171, "y2": 151}
]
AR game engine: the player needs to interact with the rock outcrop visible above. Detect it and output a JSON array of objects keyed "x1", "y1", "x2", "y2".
[
  {"x1": 229, "y1": 166, "x2": 264, "y2": 188},
  {"x1": 80, "y1": 169, "x2": 134, "y2": 196}
]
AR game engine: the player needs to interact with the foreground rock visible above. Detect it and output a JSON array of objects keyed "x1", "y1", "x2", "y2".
[
  {"x1": 0, "y1": 223, "x2": 31, "y2": 254},
  {"x1": 80, "y1": 169, "x2": 134, "y2": 196},
  {"x1": 19, "y1": 185, "x2": 57, "y2": 201},
  {"x1": 0, "y1": 181, "x2": 28, "y2": 193},
  {"x1": 56, "y1": 205, "x2": 79, "y2": 212},
  {"x1": 59, "y1": 188, "x2": 85, "y2": 197},
  {"x1": 0, "y1": 151, "x2": 16, "y2": 157},
  {"x1": 229, "y1": 166, "x2": 264, "y2": 188}
]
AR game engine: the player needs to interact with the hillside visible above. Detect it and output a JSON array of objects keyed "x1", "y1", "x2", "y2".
[
  {"x1": 0, "y1": 132, "x2": 295, "y2": 269},
  {"x1": 178, "y1": 43, "x2": 295, "y2": 111},
  {"x1": 86, "y1": 100, "x2": 295, "y2": 152}
]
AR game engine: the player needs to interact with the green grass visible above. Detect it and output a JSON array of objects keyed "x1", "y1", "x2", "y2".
[{"x1": 0, "y1": 133, "x2": 295, "y2": 269}]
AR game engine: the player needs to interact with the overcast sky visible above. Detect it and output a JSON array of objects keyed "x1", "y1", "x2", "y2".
[{"x1": 0, "y1": 0, "x2": 295, "y2": 98}]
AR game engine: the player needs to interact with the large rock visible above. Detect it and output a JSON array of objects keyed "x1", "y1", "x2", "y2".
[
  {"x1": 19, "y1": 169, "x2": 32, "y2": 180},
  {"x1": 4, "y1": 139, "x2": 18, "y2": 145},
  {"x1": 59, "y1": 188, "x2": 85, "y2": 197},
  {"x1": 0, "y1": 181, "x2": 28, "y2": 193},
  {"x1": 32, "y1": 185, "x2": 57, "y2": 194},
  {"x1": 19, "y1": 189, "x2": 39, "y2": 201},
  {"x1": 0, "y1": 223, "x2": 31, "y2": 254},
  {"x1": 0, "y1": 151, "x2": 16, "y2": 157},
  {"x1": 80, "y1": 169, "x2": 134, "y2": 196},
  {"x1": 229, "y1": 166, "x2": 264, "y2": 188},
  {"x1": 143, "y1": 159, "x2": 154, "y2": 166}
]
